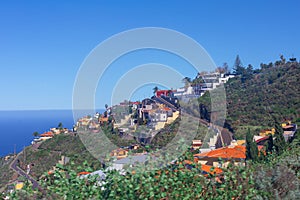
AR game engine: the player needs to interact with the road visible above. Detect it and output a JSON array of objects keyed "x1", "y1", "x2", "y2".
[{"x1": 9, "y1": 151, "x2": 44, "y2": 192}]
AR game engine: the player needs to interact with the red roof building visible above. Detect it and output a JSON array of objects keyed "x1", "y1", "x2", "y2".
[
  {"x1": 156, "y1": 90, "x2": 173, "y2": 97},
  {"x1": 194, "y1": 145, "x2": 246, "y2": 168},
  {"x1": 40, "y1": 132, "x2": 54, "y2": 137}
]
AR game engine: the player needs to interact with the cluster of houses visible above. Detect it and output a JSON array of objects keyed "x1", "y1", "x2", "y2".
[
  {"x1": 187, "y1": 120, "x2": 298, "y2": 175},
  {"x1": 74, "y1": 89, "x2": 181, "y2": 140},
  {"x1": 173, "y1": 72, "x2": 235, "y2": 102},
  {"x1": 254, "y1": 120, "x2": 298, "y2": 145},
  {"x1": 31, "y1": 127, "x2": 70, "y2": 144},
  {"x1": 29, "y1": 71, "x2": 298, "y2": 184}
]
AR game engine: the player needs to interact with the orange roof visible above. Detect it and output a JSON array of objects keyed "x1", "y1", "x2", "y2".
[
  {"x1": 131, "y1": 101, "x2": 140, "y2": 105},
  {"x1": 194, "y1": 145, "x2": 246, "y2": 159},
  {"x1": 183, "y1": 160, "x2": 193, "y2": 165},
  {"x1": 40, "y1": 132, "x2": 54, "y2": 137},
  {"x1": 77, "y1": 171, "x2": 91, "y2": 176},
  {"x1": 201, "y1": 164, "x2": 223, "y2": 175},
  {"x1": 99, "y1": 117, "x2": 108, "y2": 122}
]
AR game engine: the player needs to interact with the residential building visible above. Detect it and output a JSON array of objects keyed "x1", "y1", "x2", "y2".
[
  {"x1": 109, "y1": 154, "x2": 148, "y2": 171},
  {"x1": 192, "y1": 140, "x2": 202, "y2": 150},
  {"x1": 259, "y1": 128, "x2": 275, "y2": 137},
  {"x1": 110, "y1": 148, "x2": 129, "y2": 160},
  {"x1": 194, "y1": 145, "x2": 246, "y2": 168}
]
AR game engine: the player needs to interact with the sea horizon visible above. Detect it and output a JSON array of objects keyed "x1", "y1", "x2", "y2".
[{"x1": 0, "y1": 109, "x2": 104, "y2": 157}]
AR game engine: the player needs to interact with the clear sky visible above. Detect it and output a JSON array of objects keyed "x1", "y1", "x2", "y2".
[{"x1": 0, "y1": 0, "x2": 299, "y2": 110}]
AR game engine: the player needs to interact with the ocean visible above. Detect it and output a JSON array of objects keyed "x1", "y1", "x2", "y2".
[{"x1": 0, "y1": 109, "x2": 103, "y2": 157}]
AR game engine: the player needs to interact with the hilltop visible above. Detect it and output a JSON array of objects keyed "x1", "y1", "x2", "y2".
[{"x1": 198, "y1": 60, "x2": 300, "y2": 139}]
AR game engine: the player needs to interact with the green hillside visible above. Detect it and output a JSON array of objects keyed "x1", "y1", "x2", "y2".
[
  {"x1": 199, "y1": 61, "x2": 300, "y2": 138},
  {"x1": 0, "y1": 134, "x2": 103, "y2": 190}
]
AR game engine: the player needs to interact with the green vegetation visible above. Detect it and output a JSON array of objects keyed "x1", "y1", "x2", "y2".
[
  {"x1": 4, "y1": 57, "x2": 300, "y2": 199},
  {"x1": 10, "y1": 137, "x2": 300, "y2": 199},
  {"x1": 0, "y1": 160, "x2": 14, "y2": 190},
  {"x1": 273, "y1": 121, "x2": 286, "y2": 154},
  {"x1": 32, "y1": 131, "x2": 39, "y2": 137},
  {"x1": 16, "y1": 134, "x2": 103, "y2": 181},
  {"x1": 199, "y1": 59, "x2": 300, "y2": 138},
  {"x1": 246, "y1": 129, "x2": 258, "y2": 161}
]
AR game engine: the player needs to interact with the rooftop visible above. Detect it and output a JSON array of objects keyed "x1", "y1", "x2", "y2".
[{"x1": 194, "y1": 145, "x2": 246, "y2": 159}]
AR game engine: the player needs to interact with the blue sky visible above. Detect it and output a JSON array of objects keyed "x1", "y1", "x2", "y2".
[{"x1": 0, "y1": 0, "x2": 299, "y2": 110}]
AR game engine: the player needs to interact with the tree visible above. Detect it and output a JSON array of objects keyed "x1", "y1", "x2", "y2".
[
  {"x1": 223, "y1": 62, "x2": 230, "y2": 74},
  {"x1": 291, "y1": 130, "x2": 300, "y2": 147},
  {"x1": 33, "y1": 131, "x2": 39, "y2": 137},
  {"x1": 241, "y1": 64, "x2": 254, "y2": 82},
  {"x1": 182, "y1": 77, "x2": 191, "y2": 88},
  {"x1": 233, "y1": 55, "x2": 245, "y2": 75},
  {"x1": 280, "y1": 54, "x2": 286, "y2": 65},
  {"x1": 246, "y1": 64, "x2": 253, "y2": 74},
  {"x1": 265, "y1": 134, "x2": 274, "y2": 153},
  {"x1": 215, "y1": 63, "x2": 230, "y2": 74},
  {"x1": 246, "y1": 129, "x2": 258, "y2": 161},
  {"x1": 58, "y1": 122, "x2": 63, "y2": 130},
  {"x1": 273, "y1": 121, "x2": 286, "y2": 154},
  {"x1": 153, "y1": 86, "x2": 159, "y2": 95},
  {"x1": 103, "y1": 111, "x2": 108, "y2": 118},
  {"x1": 199, "y1": 104, "x2": 209, "y2": 121}
]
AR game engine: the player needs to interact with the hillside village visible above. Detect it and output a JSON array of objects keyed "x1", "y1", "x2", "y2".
[
  {"x1": 29, "y1": 70, "x2": 295, "y2": 169},
  {"x1": 1, "y1": 61, "x2": 299, "y2": 199}
]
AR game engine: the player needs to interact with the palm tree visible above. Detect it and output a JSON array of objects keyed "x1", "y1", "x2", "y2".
[
  {"x1": 153, "y1": 86, "x2": 159, "y2": 95},
  {"x1": 182, "y1": 77, "x2": 191, "y2": 88},
  {"x1": 33, "y1": 131, "x2": 39, "y2": 137},
  {"x1": 58, "y1": 122, "x2": 63, "y2": 130}
]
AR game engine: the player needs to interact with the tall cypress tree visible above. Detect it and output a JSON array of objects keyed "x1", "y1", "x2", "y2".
[
  {"x1": 273, "y1": 121, "x2": 286, "y2": 154},
  {"x1": 246, "y1": 129, "x2": 252, "y2": 160},
  {"x1": 246, "y1": 129, "x2": 258, "y2": 161},
  {"x1": 265, "y1": 134, "x2": 274, "y2": 153}
]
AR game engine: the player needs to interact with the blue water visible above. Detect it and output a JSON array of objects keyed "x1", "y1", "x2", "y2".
[{"x1": 0, "y1": 109, "x2": 103, "y2": 157}]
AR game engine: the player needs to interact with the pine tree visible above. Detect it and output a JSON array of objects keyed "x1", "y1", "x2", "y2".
[{"x1": 233, "y1": 55, "x2": 245, "y2": 75}]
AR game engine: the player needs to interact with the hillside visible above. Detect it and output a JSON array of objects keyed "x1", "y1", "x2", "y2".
[
  {"x1": 0, "y1": 134, "x2": 103, "y2": 190},
  {"x1": 199, "y1": 61, "x2": 300, "y2": 138}
]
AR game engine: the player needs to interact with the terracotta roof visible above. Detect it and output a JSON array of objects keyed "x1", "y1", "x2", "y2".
[
  {"x1": 182, "y1": 160, "x2": 222, "y2": 175},
  {"x1": 183, "y1": 160, "x2": 193, "y2": 165},
  {"x1": 201, "y1": 164, "x2": 223, "y2": 175},
  {"x1": 99, "y1": 117, "x2": 108, "y2": 122},
  {"x1": 194, "y1": 145, "x2": 246, "y2": 159},
  {"x1": 40, "y1": 132, "x2": 54, "y2": 137},
  {"x1": 162, "y1": 107, "x2": 171, "y2": 111},
  {"x1": 131, "y1": 102, "x2": 140, "y2": 105},
  {"x1": 77, "y1": 171, "x2": 91, "y2": 176}
]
